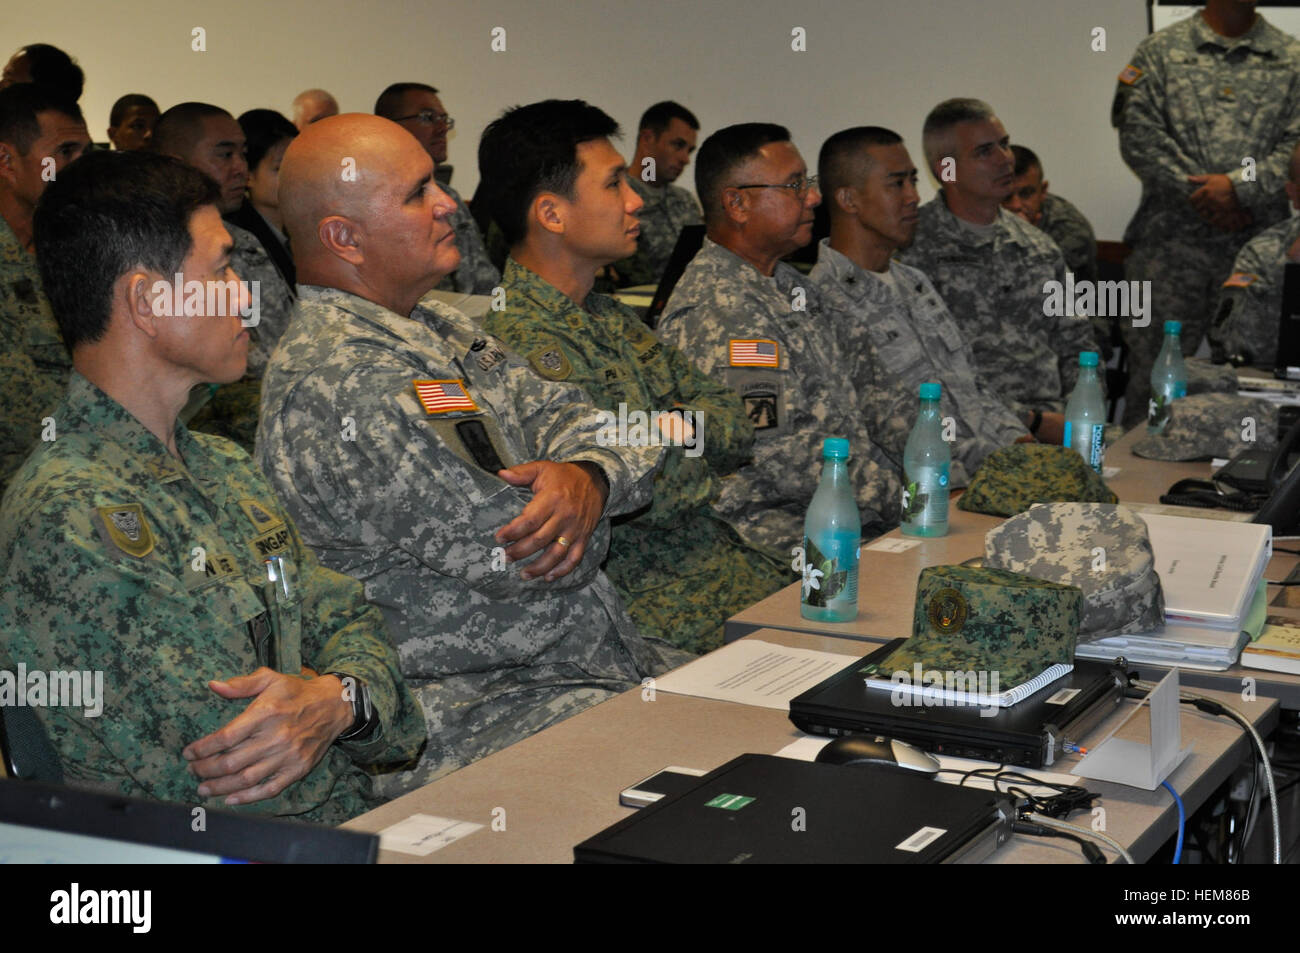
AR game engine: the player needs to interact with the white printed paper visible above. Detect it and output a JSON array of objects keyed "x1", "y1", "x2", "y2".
[
  {"x1": 654, "y1": 640, "x2": 860, "y2": 709},
  {"x1": 865, "y1": 537, "x2": 922, "y2": 553},
  {"x1": 378, "y1": 813, "x2": 484, "y2": 856}
]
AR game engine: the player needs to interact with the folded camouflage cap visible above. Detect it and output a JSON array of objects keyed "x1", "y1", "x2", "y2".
[
  {"x1": 958, "y1": 444, "x2": 1118, "y2": 517},
  {"x1": 983, "y1": 502, "x2": 1164, "y2": 640},
  {"x1": 1185, "y1": 357, "x2": 1239, "y2": 396},
  {"x1": 893, "y1": 565, "x2": 1081, "y2": 686},
  {"x1": 1132, "y1": 393, "x2": 1278, "y2": 462}
]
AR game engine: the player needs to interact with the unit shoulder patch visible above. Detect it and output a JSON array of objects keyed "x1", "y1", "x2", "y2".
[
  {"x1": 94, "y1": 503, "x2": 155, "y2": 558},
  {"x1": 528, "y1": 345, "x2": 572, "y2": 381}
]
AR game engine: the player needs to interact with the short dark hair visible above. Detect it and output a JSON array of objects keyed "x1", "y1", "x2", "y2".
[
  {"x1": 478, "y1": 99, "x2": 620, "y2": 248},
  {"x1": 694, "y1": 122, "x2": 790, "y2": 223},
  {"x1": 818, "y1": 126, "x2": 904, "y2": 197},
  {"x1": 237, "y1": 109, "x2": 297, "y2": 172},
  {"x1": 18, "y1": 44, "x2": 84, "y2": 103},
  {"x1": 638, "y1": 100, "x2": 699, "y2": 136},
  {"x1": 1011, "y1": 144, "x2": 1042, "y2": 178},
  {"x1": 109, "y1": 94, "x2": 158, "y2": 128},
  {"x1": 33, "y1": 150, "x2": 220, "y2": 352},
  {"x1": 921, "y1": 98, "x2": 995, "y2": 170},
  {"x1": 151, "y1": 102, "x2": 232, "y2": 156},
  {"x1": 0, "y1": 83, "x2": 83, "y2": 154},
  {"x1": 374, "y1": 82, "x2": 439, "y2": 119}
]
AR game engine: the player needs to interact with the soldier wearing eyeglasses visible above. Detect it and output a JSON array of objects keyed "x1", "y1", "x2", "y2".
[
  {"x1": 375, "y1": 82, "x2": 500, "y2": 295},
  {"x1": 657, "y1": 123, "x2": 905, "y2": 553}
]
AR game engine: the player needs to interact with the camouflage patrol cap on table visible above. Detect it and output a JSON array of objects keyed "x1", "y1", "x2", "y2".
[
  {"x1": 1184, "y1": 357, "x2": 1239, "y2": 396},
  {"x1": 1132, "y1": 393, "x2": 1277, "y2": 462},
  {"x1": 893, "y1": 565, "x2": 1082, "y2": 686},
  {"x1": 984, "y1": 502, "x2": 1164, "y2": 640},
  {"x1": 957, "y1": 444, "x2": 1118, "y2": 517}
]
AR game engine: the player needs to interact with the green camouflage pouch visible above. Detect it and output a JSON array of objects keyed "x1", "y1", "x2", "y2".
[
  {"x1": 958, "y1": 444, "x2": 1117, "y2": 517},
  {"x1": 861, "y1": 565, "x2": 1081, "y2": 686},
  {"x1": 984, "y1": 502, "x2": 1164, "y2": 640}
]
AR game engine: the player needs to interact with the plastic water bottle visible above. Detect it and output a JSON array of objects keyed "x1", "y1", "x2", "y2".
[
  {"x1": 1063, "y1": 351, "x2": 1106, "y2": 473},
  {"x1": 1148, "y1": 320, "x2": 1188, "y2": 434},
  {"x1": 901, "y1": 382, "x2": 950, "y2": 538},
  {"x1": 800, "y1": 437, "x2": 860, "y2": 622}
]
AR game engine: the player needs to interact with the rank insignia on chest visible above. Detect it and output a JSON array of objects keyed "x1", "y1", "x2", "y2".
[
  {"x1": 414, "y1": 379, "x2": 479, "y2": 413},
  {"x1": 528, "y1": 345, "x2": 572, "y2": 381},
  {"x1": 239, "y1": 499, "x2": 284, "y2": 531},
  {"x1": 1117, "y1": 64, "x2": 1142, "y2": 86},
  {"x1": 729, "y1": 339, "x2": 779, "y2": 367},
  {"x1": 95, "y1": 503, "x2": 155, "y2": 558},
  {"x1": 1223, "y1": 272, "x2": 1258, "y2": 289}
]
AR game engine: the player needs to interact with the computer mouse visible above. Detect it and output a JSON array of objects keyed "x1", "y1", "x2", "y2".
[{"x1": 814, "y1": 734, "x2": 941, "y2": 775}]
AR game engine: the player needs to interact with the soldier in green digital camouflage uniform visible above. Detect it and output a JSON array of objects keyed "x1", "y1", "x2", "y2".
[
  {"x1": 611, "y1": 101, "x2": 704, "y2": 289},
  {"x1": 257, "y1": 114, "x2": 688, "y2": 794},
  {"x1": 901, "y1": 100, "x2": 1100, "y2": 442},
  {"x1": 376, "y1": 82, "x2": 500, "y2": 295},
  {"x1": 152, "y1": 103, "x2": 298, "y2": 453},
  {"x1": 1113, "y1": 0, "x2": 1300, "y2": 424},
  {"x1": 0, "y1": 85, "x2": 89, "y2": 484},
  {"x1": 658, "y1": 123, "x2": 906, "y2": 553},
  {"x1": 1210, "y1": 143, "x2": 1300, "y2": 366},
  {"x1": 0, "y1": 150, "x2": 424, "y2": 822},
  {"x1": 479, "y1": 100, "x2": 788, "y2": 654}
]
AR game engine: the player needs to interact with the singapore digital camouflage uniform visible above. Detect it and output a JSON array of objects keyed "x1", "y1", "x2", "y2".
[
  {"x1": 434, "y1": 182, "x2": 501, "y2": 295},
  {"x1": 1038, "y1": 193, "x2": 1099, "y2": 286},
  {"x1": 612, "y1": 175, "x2": 703, "y2": 288},
  {"x1": 485, "y1": 258, "x2": 789, "y2": 654},
  {"x1": 0, "y1": 372, "x2": 425, "y2": 823},
  {"x1": 810, "y1": 240, "x2": 1026, "y2": 485},
  {"x1": 185, "y1": 222, "x2": 295, "y2": 454},
  {"x1": 900, "y1": 193, "x2": 1100, "y2": 417},
  {"x1": 1210, "y1": 215, "x2": 1300, "y2": 365},
  {"x1": 984, "y1": 502, "x2": 1165, "y2": 640},
  {"x1": 0, "y1": 218, "x2": 63, "y2": 492},
  {"x1": 1113, "y1": 11, "x2": 1300, "y2": 424},
  {"x1": 256, "y1": 285, "x2": 686, "y2": 792},
  {"x1": 1, "y1": 214, "x2": 70, "y2": 395},
  {"x1": 657, "y1": 238, "x2": 904, "y2": 554}
]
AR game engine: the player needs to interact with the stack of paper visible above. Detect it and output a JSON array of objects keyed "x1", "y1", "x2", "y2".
[{"x1": 1076, "y1": 513, "x2": 1271, "y2": 671}]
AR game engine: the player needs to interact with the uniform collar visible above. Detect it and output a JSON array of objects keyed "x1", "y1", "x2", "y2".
[
  {"x1": 814, "y1": 239, "x2": 899, "y2": 306},
  {"x1": 298, "y1": 282, "x2": 467, "y2": 343},
  {"x1": 61, "y1": 371, "x2": 219, "y2": 490},
  {"x1": 502, "y1": 257, "x2": 622, "y2": 321},
  {"x1": 1191, "y1": 10, "x2": 1276, "y2": 54}
]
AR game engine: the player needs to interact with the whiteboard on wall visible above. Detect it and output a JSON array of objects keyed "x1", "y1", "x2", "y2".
[{"x1": 1151, "y1": 2, "x2": 1300, "y2": 38}]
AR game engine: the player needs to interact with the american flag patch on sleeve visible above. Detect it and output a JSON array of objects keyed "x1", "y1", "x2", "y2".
[
  {"x1": 1118, "y1": 64, "x2": 1142, "y2": 86},
  {"x1": 1222, "y1": 272, "x2": 1258, "y2": 289},
  {"x1": 414, "y1": 379, "x2": 479, "y2": 413},
  {"x1": 729, "y1": 339, "x2": 780, "y2": 367}
]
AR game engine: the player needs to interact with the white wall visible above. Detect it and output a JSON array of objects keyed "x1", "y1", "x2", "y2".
[{"x1": 15, "y1": 0, "x2": 1155, "y2": 238}]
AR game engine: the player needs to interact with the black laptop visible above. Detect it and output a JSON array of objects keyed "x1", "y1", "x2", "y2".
[
  {"x1": 643, "y1": 224, "x2": 706, "y2": 328},
  {"x1": 0, "y1": 778, "x2": 378, "y2": 863},
  {"x1": 574, "y1": 753, "x2": 1012, "y2": 864},
  {"x1": 1274, "y1": 262, "x2": 1300, "y2": 380},
  {"x1": 788, "y1": 641, "x2": 1127, "y2": 768}
]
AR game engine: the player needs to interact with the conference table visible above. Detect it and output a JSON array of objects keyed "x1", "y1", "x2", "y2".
[{"x1": 346, "y1": 425, "x2": 1290, "y2": 863}]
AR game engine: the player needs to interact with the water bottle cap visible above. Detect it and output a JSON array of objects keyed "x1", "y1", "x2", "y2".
[
  {"x1": 1164, "y1": 320, "x2": 1181, "y2": 334},
  {"x1": 1078, "y1": 351, "x2": 1099, "y2": 367},
  {"x1": 822, "y1": 437, "x2": 850, "y2": 459},
  {"x1": 918, "y1": 382, "x2": 941, "y2": 400}
]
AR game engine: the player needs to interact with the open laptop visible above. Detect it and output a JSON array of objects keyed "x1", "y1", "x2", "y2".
[
  {"x1": 0, "y1": 778, "x2": 378, "y2": 863},
  {"x1": 1274, "y1": 262, "x2": 1300, "y2": 380},
  {"x1": 789, "y1": 642, "x2": 1127, "y2": 768},
  {"x1": 574, "y1": 753, "x2": 1012, "y2": 864},
  {"x1": 643, "y1": 224, "x2": 706, "y2": 328}
]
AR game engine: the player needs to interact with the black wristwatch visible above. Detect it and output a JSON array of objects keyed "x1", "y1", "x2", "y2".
[{"x1": 327, "y1": 672, "x2": 379, "y2": 743}]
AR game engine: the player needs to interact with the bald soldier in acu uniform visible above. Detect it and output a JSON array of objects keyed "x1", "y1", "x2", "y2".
[
  {"x1": 479, "y1": 99, "x2": 787, "y2": 654},
  {"x1": 0, "y1": 151, "x2": 424, "y2": 821},
  {"x1": 257, "y1": 114, "x2": 686, "y2": 792}
]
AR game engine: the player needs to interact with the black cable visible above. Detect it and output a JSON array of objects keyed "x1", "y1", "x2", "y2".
[
  {"x1": 1012, "y1": 820, "x2": 1107, "y2": 864},
  {"x1": 1265, "y1": 580, "x2": 1300, "y2": 586}
]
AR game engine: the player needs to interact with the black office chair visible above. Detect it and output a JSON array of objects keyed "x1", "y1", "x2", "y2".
[
  {"x1": 1097, "y1": 241, "x2": 1132, "y2": 422},
  {"x1": 0, "y1": 703, "x2": 64, "y2": 784}
]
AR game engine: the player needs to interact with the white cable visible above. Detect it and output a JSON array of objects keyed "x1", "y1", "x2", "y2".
[
  {"x1": 1134, "y1": 680, "x2": 1281, "y2": 864},
  {"x1": 1024, "y1": 812, "x2": 1135, "y2": 864}
]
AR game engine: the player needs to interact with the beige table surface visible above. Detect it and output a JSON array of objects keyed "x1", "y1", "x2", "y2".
[
  {"x1": 347, "y1": 624, "x2": 1277, "y2": 864},
  {"x1": 727, "y1": 426, "x2": 1300, "y2": 705}
]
